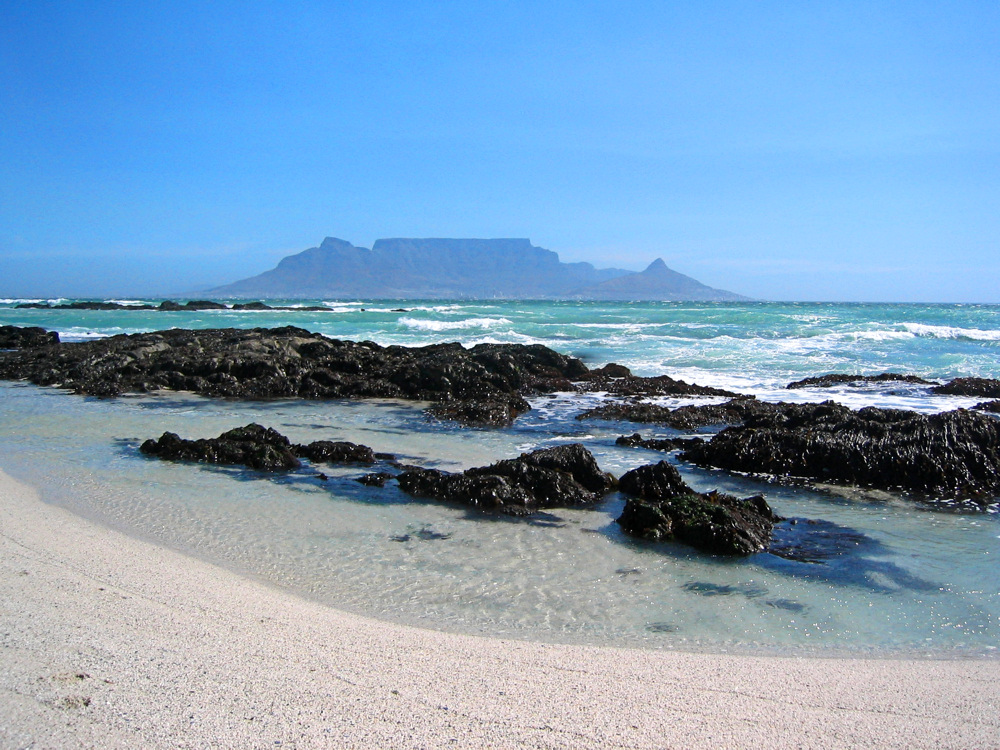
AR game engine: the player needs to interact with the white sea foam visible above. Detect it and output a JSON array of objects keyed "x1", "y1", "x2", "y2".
[
  {"x1": 57, "y1": 330, "x2": 117, "y2": 342},
  {"x1": 398, "y1": 316, "x2": 512, "y2": 331},
  {"x1": 902, "y1": 323, "x2": 1000, "y2": 341}
]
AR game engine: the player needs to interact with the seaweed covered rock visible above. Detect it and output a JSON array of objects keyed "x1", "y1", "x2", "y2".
[
  {"x1": 426, "y1": 395, "x2": 532, "y2": 427},
  {"x1": 681, "y1": 401, "x2": 1000, "y2": 504},
  {"x1": 933, "y1": 377, "x2": 1000, "y2": 398},
  {"x1": 616, "y1": 461, "x2": 778, "y2": 555},
  {"x1": 294, "y1": 440, "x2": 376, "y2": 464},
  {"x1": 140, "y1": 423, "x2": 301, "y2": 472},
  {"x1": 140, "y1": 423, "x2": 382, "y2": 472},
  {"x1": 397, "y1": 443, "x2": 616, "y2": 516},
  {"x1": 578, "y1": 365, "x2": 737, "y2": 398},
  {"x1": 580, "y1": 397, "x2": 772, "y2": 429},
  {"x1": 615, "y1": 433, "x2": 683, "y2": 451},
  {"x1": 0, "y1": 325, "x2": 59, "y2": 349},
  {"x1": 0, "y1": 327, "x2": 590, "y2": 425},
  {"x1": 787, "y1": 373, "x2": 934, "y2": 389}
]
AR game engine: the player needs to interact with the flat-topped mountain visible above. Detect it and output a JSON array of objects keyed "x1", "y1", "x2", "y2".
[{"x1": 211, "y1": 237, "x2": 747, "y2": 300}]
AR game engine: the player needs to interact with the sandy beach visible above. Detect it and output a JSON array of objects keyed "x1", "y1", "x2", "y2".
[{"x1": 1, "y1": 469, "x2": 997, "y2": 749}]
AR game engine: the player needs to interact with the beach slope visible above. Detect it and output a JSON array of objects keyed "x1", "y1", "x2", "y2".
[{"x1": 1, "y1": 469, "x2": 997, "y2": 749}]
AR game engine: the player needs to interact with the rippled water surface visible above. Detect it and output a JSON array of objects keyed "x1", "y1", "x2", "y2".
[{"x1": 1, "y1": 299, "x2": 999, "y2": 655}]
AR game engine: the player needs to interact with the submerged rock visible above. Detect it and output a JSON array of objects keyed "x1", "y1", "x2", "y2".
[
  {"x1": 973, "y1": 400, "x2": 1000, "y2": 414},
  {"x1": 140, "y1": 423, "x2": 382, "y2": 473},
  {"x1": 681, "y1": 401, "x2": 1000, "y2": 504},
  {"x1": 786, "y1": 373, "x2": 935, "y2": 389},
  {"x1": 397, "y1": 443, "x2": 617, "y2": 516},
  {"x1": 426, "y1": 396, "x2": 531, "y2": 427},
  {"x1": 616, "y1": 461, "x2": 778, "y2": 556},
  {"x1": 0, "y1": 325, "x2": 59, "y2": 349}
]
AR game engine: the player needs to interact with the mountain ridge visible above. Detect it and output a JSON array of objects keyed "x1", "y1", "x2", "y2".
[{"x1": 211, "y1": 237, "x2": 747, "y2": 301}]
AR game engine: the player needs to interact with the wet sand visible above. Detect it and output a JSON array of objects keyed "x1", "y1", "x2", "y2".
[{"x1": 1, "y1": 469, "x2": 997, "y2": 749}]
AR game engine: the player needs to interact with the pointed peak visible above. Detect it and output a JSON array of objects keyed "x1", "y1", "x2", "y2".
[
  {"x1": 319, "y1": 237, "x2": 357, "y2": 249},
  {"x1": 643, "y1": 258, "x2": 669, "y2": 273}
]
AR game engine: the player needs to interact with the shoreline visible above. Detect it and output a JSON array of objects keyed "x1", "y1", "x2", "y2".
[{"x1": 2, "y1": 469, "x2": 998, "y2": 748}]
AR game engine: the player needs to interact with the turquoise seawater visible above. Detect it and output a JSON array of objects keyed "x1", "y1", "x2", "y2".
[{"x1": 1, "y1": 299, "x2": 998, "y2": 655}]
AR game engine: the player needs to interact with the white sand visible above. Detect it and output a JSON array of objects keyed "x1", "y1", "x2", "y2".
[{"x1": 1, "y1": 469, "x2": 997, "y2": 749}]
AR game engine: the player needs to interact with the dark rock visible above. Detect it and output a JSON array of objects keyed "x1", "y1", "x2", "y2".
[
  {"x1": 157, "y1": 300, "x2": 228, "y2": 311},
  {"x1": 579, "y1": 396, "x2": 769, "y2": 428},
  {"x1": 139, "y1": 423, "x2": 301, "y2": 472},
  {"x1": 295, "y1": 440, "x2": 376, "y2": 464},
  {"x1": 397, "y1": 443, "x2": 616, "y2": 516},
  {"x1": 0, "y1": 325, "x2": 734, "y2": 426},
  {"x1": 231, "y1": 301, "x2": 273, "y2": 310},
  {"x1": 140, "y1": 423, "x2": 383, "y2": 473},
  {"x1": 15, "y1": 301, "x2": 155, "y2": 310},
  {"x1": 426, "y1": 396, "x2": 531, "y2": 427},
  {"x1": 357, "y1": 472, "x2": 392, "y2": 487},
  {"x1": 933, "y1": 377, "x2": 1000, "y2": 398},
  {"x1": 0, "y1": 325, "x2": 59, "y2": 349},
  {"x1": 0, "y1": 327, "x2": 590, "y2": 425},
  {"x1": 615, "y1": 433, "x2": 680, "y2": 451},
  {"x1": 616, "y1": 461, "x2": 778, "y2": 555},
  {"x1": 681, "y1": 401, "x2": 1000, "y2": 504},
  {"x1": 973, "y1": 400, "x2": 1000, "y2": 414},
  {"x1": 585, "y1": 362, "x2": 633, "y2": 379},
  {"x1": 787, "y1": 373, "x2": 935, "y2": 389},
  {"x1": 618, "y1": 461, "x2": 693, "y2": 499},
  {"x1": 578, "y1": 371, "x2": 737, "y2": 398}
]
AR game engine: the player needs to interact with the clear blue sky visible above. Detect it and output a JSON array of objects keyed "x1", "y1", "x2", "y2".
[{"x1": 2, "y1": 1, "x2": 998, "y2": 301}]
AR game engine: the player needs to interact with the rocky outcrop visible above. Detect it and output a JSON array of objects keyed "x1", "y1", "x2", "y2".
[
  {"x1": 140, "y1": 424, "x2": 302, "y2": 472},
  {"x1": 14, "y1": 299, "x2": 333, "y2": 312},
  {"x1": 973, "y1": 400, "x2": 1000, "y2": 414},
  {"x1": 295, "y1": 440, "x2": 378, "y2": 464},
  {"x1": 157, "y1": 300, "x2": 228, "y2": 311},
  {"x1": 139, "y1": 423, "x2": 382, "y2": 472},
  {"x1": 787, "y1": 373, "x2": 935, "y2": 389},
  {"x1": 616, "y1": 433, "x2": 683, "y2": 451},
  {"x1": 577, "y1": 366, "x2": 737, "y2": 398},
  {"x1": 15, "y1": 301, "x2": 156, "y2": 310},
  {"x1": 579, "y1": 397, "x2": 769, "y2": 428},
  {"x1": 397, "y1": 444, "x2": 616, "y2": 516},
  {"x1": 426, "y1": 396, "x2": 532, "y2": 427},
  {"x1": 681, "y1": 401, "x2": 1000, "y2": 504},
  {"x1": 616, "y1": 461, "x2": 778, "y2": 555},
  {"x1": 0, "y1": 326, "x2": 737, "y2": 427},
  {"x1": 932, "y1": 377, "x2": 1000, "y2": 398},
  {"x1": 0, "y1": 328, "x2": 588, "y2": 424},
  {"x1": 0, "y1": 325, "x2": 59, "y2": 349}
]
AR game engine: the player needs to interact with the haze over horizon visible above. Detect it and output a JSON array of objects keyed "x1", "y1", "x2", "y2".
[{"x1": 2, "y1": 2, "x2": 998, "y2": 302}]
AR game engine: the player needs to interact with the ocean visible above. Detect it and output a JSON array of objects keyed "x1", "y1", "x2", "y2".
[{"x1": 1, "y1": 298, "x2": 998, "y2": 656}]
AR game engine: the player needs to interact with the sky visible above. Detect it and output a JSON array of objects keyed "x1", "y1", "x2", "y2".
[{"x1": 1, "y1": 1, "x2": 998, "y2": 302}]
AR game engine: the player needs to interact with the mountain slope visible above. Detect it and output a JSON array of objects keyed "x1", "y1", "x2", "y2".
[
  {"x1": 211, "y1": 238, "x2": 745, "y2": 300},
  {"x1": 571, "y1": 259, "x2": 749, "y2": 301}
]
